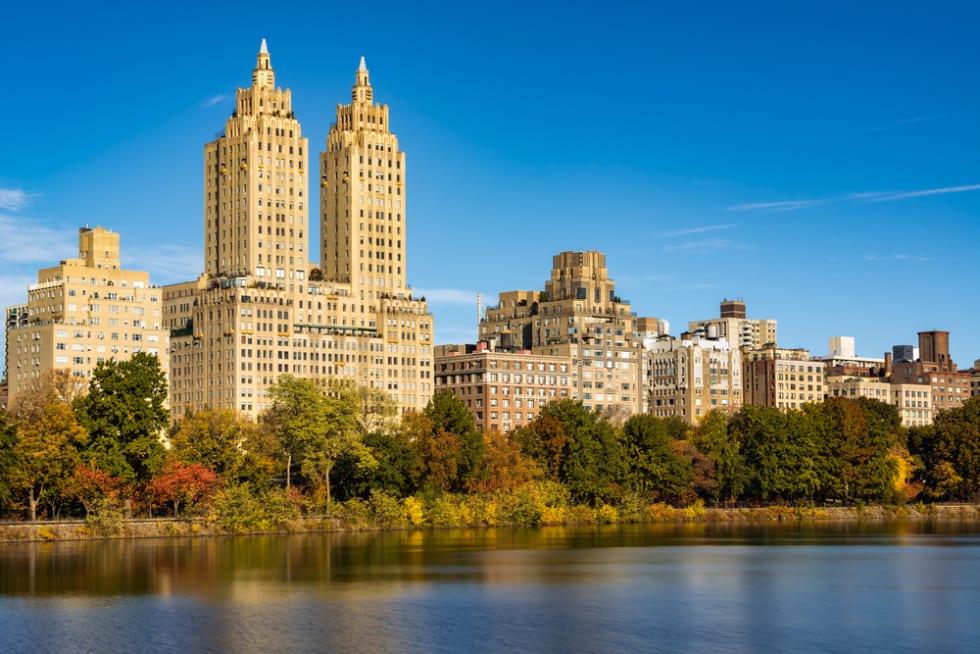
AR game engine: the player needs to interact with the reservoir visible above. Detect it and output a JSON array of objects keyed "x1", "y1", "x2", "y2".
[{"x1": 2, "y1": 521, "x2": 978, "y2": 653}]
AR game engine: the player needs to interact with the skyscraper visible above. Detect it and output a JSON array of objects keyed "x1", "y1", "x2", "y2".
[
  {"x1": 320, "y1": 57, "x2": 406, "y2": 297},
  {"x1": 204, "y1": 38, "x2": 309, "y2": 281},
  {"x1": 164, "y1": 42, "x2": 433, "y2": 420}
]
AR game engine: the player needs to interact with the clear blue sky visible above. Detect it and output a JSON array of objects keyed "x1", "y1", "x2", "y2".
[{"x1": 3, "y1": 1, "x2": 979, "y2": 370}]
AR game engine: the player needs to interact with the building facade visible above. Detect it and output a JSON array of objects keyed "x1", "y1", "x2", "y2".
[
  {"x1": 889, "y1": 331, "x2": 971, "y2": 420},
  {"x1": 434, "y1": 342, "x2": 573, "y2": 433},
  {"x1": 4, "y1": 227, "x2": 170, "y2": 405},
  {"x1": 164, "y1": 42, "x2": 432, "y2": 420},
  {"x1": 687, "y1": 299, "x2": 777, "y2": 351},
  {"x1": 646, "y1": 334, "x2": 742, "y2": 424},
  {"x1": 479, "y1": 251, "x2": 644, "y2": 420},
  {"x1": 743, "y1": 345, "x2": 825, "y2": 410}
]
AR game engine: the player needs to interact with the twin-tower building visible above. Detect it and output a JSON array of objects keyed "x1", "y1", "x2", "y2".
[
  {"x1": 5, "y1": 41, "x2": 432, "y2": 416},
  {"x1": 163, "y1": 41, "x2": 433, "y2": 419}
]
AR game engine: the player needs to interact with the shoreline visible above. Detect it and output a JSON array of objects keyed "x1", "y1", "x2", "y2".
[{"x1": 2, "y1": 504, "x2": 978, "y2": 543}]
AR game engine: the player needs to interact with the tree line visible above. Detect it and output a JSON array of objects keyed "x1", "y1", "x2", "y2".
[{"x1": 2, "y1": 353, "x2": 980, "y2": 527}]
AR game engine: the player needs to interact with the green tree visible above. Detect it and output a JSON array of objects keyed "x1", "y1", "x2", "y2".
[
  {"x1": 0, "y1": 411, "x2": 18, "y2": 513},
  {"x1": 512, "y1": 412, "x2": 567, "y2": 480},
  {"x1": 264, "y1": 377, "x2": 375, "y2": 505},
  {"x1": 333, "y1": 428, "x2": 419, "y2": 500},
  {"x1": 820, "y1": 398, "x2": 898, "y2": 502},
  {"x1": 621, "y1": 414, "x2": 692, "y2": 502},
  {"x1": 73, "y1": 352, "x2": 169, "y2": 485},
  {"x1": 732, "y1": 405, "x2": 820, "y2": 502},
  {"x1": 538, "y1": 400, "x2": 625, "y2": 504},
  {"x1": 690, "y1": 411, "x2": 744, "y2": 505},
  {"x1": 910, "y1": 397, "x2": 980, "y2": 501}
]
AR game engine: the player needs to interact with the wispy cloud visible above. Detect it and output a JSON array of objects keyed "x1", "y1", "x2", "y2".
[
  {"x1": 864, "y1": 253, "x2": 931, "y2": 263},
  {"x1": 202, "y1": 94, "x2": 228, "y2": 108},
  {"x1": 863, "y1": 114, "x2": 943, "y2": 133},
  {"x1": 726, "y1": 199, "x2": 828, "y2": 213},
  {"x1": 412, "y1": 288, "x2": 479, "y2": 305},
  {"x1": 0, "y1": 214, "x2": 77, "y2": 263},
  {"x1": 663, "y1": 239, "x2": 741, "y2": 252},
  {"x1": 730, "y1": 182, "x2": 980, "y2": 213},
  {"x1": 123, "y1": 244, "x2": 202, "y2": 285},
  {"x1": 857, "y1": 183, "x2": 980, "y2": 203},
  {"x1": 0, "y1": 188, "x2": 34, "y2": 211},
  {"x1": 657, "y1": 223, "x2": 735, "y2": 238}
]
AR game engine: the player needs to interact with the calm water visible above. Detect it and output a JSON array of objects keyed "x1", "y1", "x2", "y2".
[{"x1": 2, "y1": 521, "x2": 979, "y2": 653}]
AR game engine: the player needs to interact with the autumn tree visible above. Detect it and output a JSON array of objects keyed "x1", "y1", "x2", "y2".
[
  {"x1": 169, "y1": 408, "x2": 278, "y2": 486},
  {"x1": 147, "y1": 461, "x2": 219, "y2": 517},
  {"x1": 472, "y1": 429, "x2": 537, "y2": 493},
  {"x1": 73, "y1": 353, "x2": 169, "y2": 485},
  {"x1": 410, "y1": 390, "x2": 486, "y2": 492},
  {"x1": 67, "y1": 464, "x2": 125, "y2": 518},
  {"x1": 512, "y1": 412, "x2": 567, "y2": 480},
  {"x1": 8, "y1": 383, "x2": 87, "y2": 520}
]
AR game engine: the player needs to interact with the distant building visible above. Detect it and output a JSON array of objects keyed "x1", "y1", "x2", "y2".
[
  {"x1": 646, "y1": 333, "x2": 742, "y2": 424},
  {"x1": 890, "y1": 331, "x2": 970, "y2": 420},
  {"x1": 742, "y1": 345, "x2": 825, "y2": 410},
  {"x1": 813, "y1": 336, "x2": 886, "y2": 377},
  {"x1": 480, "y1": 251, "x2": 645, "y2": 421},
  {"x1": 687, "y1": 299, "x2": 777, "y2": 350},
  {"x1": 4, "y1": 226, "x2": 170, "y2": 405},
  {"x1": 434, "y1": 342, "x2": 572, "y2": 433},
  {"x1": 890, "y1": 383, "x2": 933, "y2": 428}
]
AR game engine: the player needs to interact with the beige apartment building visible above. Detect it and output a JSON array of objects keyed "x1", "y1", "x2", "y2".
[
  {"x1": 4, "y1": 226, "x2": 170, "y2": 404},
  {"x1": 479, "y1": 251, "x2": 644, "y2": 421},
  {"x1": 688, "y1": 299, "x2": 777, "y2": 351},
  {"x1": 434, "y1": 342, "x2": 573, "y2": 433},
  {"x1": 164, "y1": 42, "x2": 432, "y2": 420},
  {"x1": 743, "y1": 345, "x2": 825, "y2": 410},
  {"x1": 646, "y1": 334, "x2": 742, "y2": 424}
]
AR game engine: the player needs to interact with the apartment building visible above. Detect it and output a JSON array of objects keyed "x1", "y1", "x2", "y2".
[
  {"x1": 164, "y1": 42, "x2": 432, "y2": 420},
  {"x1": 4, "y1": 226, "x2": 169, "y2": 404},
  {"x1": 687, "y1": 299, "x2": 777, "y2": 351},
  {"x1": 743, "y1": 345, "x2": 825, "y2": 410},
  {"x1": 479, "y1": 251, "x2": 644, "y2": 421},
  {"x1": 434, "y1": 342, "x2": 573, "y2": 433},
  {"x1": 646, "y1": 333, "x2": 742, "y2": 424},
  {"x1": 889, "y1": 331, "x2": 970, "y2": 420}
]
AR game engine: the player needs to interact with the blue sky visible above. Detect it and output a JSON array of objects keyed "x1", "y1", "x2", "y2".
[{"x1": 3, "y1": 1, "x2": 980, "y2": 369}]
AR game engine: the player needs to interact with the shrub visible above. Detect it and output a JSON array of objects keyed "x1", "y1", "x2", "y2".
[{"x1": 86, "y1": 496, "x2": 125, "y2": 538}]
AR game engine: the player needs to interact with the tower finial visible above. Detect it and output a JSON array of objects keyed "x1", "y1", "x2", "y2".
[
  {"x1": 260, "y1": 38, "x2": 269, "y2": 54},
  {"x1": 359, "y1": 56, "x2": 367, "y2": 72}
]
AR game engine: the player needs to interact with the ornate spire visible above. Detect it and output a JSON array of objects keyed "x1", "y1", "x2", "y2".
[
  {"x1": 253, "y1": 39, "x2": 274, "y2": 88},
  {"x1": 353, "y1": 56, "x2": 372, "y2": 103}
]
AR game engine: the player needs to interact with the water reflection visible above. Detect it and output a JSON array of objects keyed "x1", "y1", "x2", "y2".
[{"x1": 2, "y1": 521, "x2": 979, "y2": 653}]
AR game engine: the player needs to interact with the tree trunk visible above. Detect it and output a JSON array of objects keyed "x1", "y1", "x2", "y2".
[
  {"x1": 29, "y1": 486, "x2": 38, "y2": 522},
  {"x1": 286, "y1": 452, "x2": 292, "y2": 490}
]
